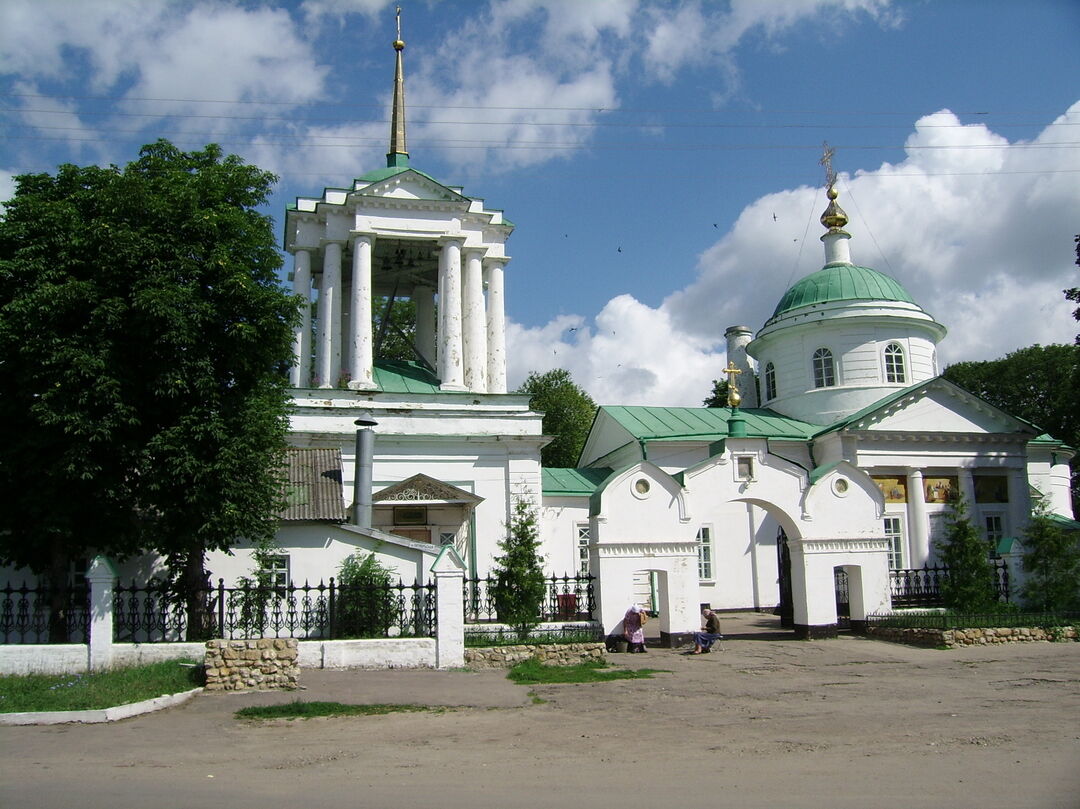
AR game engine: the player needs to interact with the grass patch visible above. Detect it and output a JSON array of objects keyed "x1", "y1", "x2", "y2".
[
  {"x1": 507, "y1": 658, "x2": 664, "y2": 685},
  {"x1": 0, "y1": 660, "x2": 203, "y2": 713},
  {"x1": 235, "y1": 700, "x2": 440, "y2": 720}
]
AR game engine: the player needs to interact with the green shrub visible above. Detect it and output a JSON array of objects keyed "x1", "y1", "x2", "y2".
[{"x1": 335, "y1": 552, "x2": 396, "y2": 638}]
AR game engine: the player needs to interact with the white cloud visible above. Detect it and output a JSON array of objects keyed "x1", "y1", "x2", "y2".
[
  {"x1": 642, "y1": 0, "x2": 896, "y2": 84},
  {"x1": 1, "y1": 1, "x2": 329, "y2": 157},
  {"x1": 507, "y1": 296, "x2": 726, "y2": 407},
  {"x1": 517, "y1": 102, "x2": 1080, "y2": 407},
  {"x1": 0, "y1": 170, "x2": 15, "y2": 213}
]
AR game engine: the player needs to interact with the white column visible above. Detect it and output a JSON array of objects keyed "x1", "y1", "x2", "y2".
[
  {"x1": 86, "y1": 556, "x2": 117, "y2": 672},
  {"x1": 341, "y1": 280, "x2": 352, "y2": 378},
  {"x1": 484, "y1": 257, "x2": 508, "y2": 394},
  {"x1": 317, "y1": 241, "x2": 343, "y2": 388},
  {"x1": 906, "y1": 469, "x2": 930, "y2": 567},
  {"x1": 349, "y1": 233, "x2": 375, "y2": 389},
  {"x1": 290, "y1": 249, "x2": 312, "y2": 388},
  {"x1": 1007, "y1": 467, "x2": 1031, "y2": 534},
  {"x1": 462, "y1": 249, "x2": 487, "y2": 392},
  {"x1": 414, "y1": 284, "x2": 436, "y2": 369},
  {"x1": 958, "y1": 468, "x2": 976, "y2": 508},
  {"x1": 437, "y1": 236, "x2": 465, "y2": 390}
]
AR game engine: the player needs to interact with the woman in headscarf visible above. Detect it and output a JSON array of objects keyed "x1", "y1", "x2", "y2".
[{"x1": 623, "y1": 604, "x2": 648, "y2": 653}]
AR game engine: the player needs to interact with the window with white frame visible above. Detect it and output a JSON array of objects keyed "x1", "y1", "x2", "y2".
[
  {"x1": 883, "y1": 516, "x2": 905, "y2": 569},
  {"x1": 439, "y1": 531, "x2": 457, "y2": 547},
  {"x1": 697, "y1": 526, "x2": 713, "y2": 580},
  {"x1": 764, "y1": 362, "x2": 777, "y2": 401},
  {"x1": 261, "y1": 555, "x2": 290, "y2": 589},
  {"x1": 884, "y1": 343, "x2": 907, "y2": 384},
  {"x1": 812, "y1": 347, "x2": 836, "y2": 388},
  {"x1": 735, "y1": 455, "x2": 755, "y2": 482},
  {"x1": 576, "y1": 522, "x2": 591, "y2": 575}
]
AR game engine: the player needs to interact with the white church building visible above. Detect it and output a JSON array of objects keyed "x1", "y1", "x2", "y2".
[
  {"x1": 8, "y1": 22, "x2": 1069, "y2": 648},
  {"x1": 195, "y1": 26, "x2": 1077, "y2": 644}
]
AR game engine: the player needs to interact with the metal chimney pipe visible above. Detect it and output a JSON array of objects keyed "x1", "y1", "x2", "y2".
[{"x1": 352, "y1": 416, "x2": 378, "y2": 528}]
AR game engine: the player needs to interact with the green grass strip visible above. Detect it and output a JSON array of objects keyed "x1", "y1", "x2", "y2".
[
  {"x1": 0, "y1": 660, "x2": 203, "y2": 713},
  {"x1": 507, "y1": 658, "x2": 663, "y2": 685},
  {"x1": 235, "y1": 700, "x2": 440, "y2": 720}
]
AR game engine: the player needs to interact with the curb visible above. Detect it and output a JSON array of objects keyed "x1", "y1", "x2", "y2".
[{"x1": 0, "y1": 687, "x2": 203, "y2": 726}]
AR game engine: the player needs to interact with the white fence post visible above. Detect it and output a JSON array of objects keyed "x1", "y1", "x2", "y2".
[
  {"x1": 431, "y1": 547, "x2": 466, "y2": 669},
  {"x1": 86, "y1": 555, "x2": 118, "y2": 671}
]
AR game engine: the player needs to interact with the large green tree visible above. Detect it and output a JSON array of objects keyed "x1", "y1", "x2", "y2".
[
  {"x1": 517, "y1": 369, "x2": 597, "y2": 468},
  {"x1": 942, "y1": 343, "x2": 1079, "y2": 514},
  {"x1": 0, "y1": 140, "x2": 298, "y2": 637}
]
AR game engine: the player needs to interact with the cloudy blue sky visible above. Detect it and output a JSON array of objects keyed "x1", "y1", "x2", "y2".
[{"x1": 2, "y1": 0, "x2": 1078, "y2": 406}]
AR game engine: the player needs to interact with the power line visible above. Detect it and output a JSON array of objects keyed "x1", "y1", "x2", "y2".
[
  {"x1": 3, "y1": 91, "x2": 1075, "y2": 118},
  {"x1": 5, "y1": 105, "x2": 1078, "y2": 130}
]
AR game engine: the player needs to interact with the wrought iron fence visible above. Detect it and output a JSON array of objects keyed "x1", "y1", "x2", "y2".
[
  {"x1": 463, "y1": 573, "x2": 596, "y2": 624},
  {"x1": 112, "y1": 578, "x2": 436, "y2": 643},
  {"x1": 0, "y1": 581, "x2": 90, "y2": 644},
  {"x1": 889, "y1": 560, "x2": 1009, "y2": 608}
]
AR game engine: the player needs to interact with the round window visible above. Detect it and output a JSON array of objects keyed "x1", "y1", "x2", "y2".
[
  {"x1": 633, "y1": 478, "x2": 651, "y2": 498},
  {"x1": 833, "y1": 477, "x2": 849, "y2": 496}
]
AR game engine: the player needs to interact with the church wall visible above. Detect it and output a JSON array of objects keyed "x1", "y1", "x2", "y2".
[
  {"x1": 209, "y1": 524, "x2": 434, "y2": 588},
  {"x1": 642, "y1": 442, "x2": 712, "y2": 475},
  {"x1": 539, "y1": 496, "x2": 590, "y2": 577}
]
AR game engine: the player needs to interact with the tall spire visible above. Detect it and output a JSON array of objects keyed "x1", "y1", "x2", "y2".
[{"x1": 387, "y1": 6, "x2": 409, "y2": 168}]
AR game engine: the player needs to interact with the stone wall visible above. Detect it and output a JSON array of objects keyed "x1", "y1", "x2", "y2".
[
  {"x1": 204, "y1": 638, "x2": 300, "y2": 691},
  {"x1": 464, "y1": 642, "x2": 606, "y2": 669},
  {"x1": 866, "y1": 625, "x2": 1078, "y2": 648}
]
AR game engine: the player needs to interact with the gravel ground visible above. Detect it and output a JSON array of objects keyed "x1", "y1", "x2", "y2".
[{"x1": 2, "y1": 612, "x2": 1078, "y2": 809}]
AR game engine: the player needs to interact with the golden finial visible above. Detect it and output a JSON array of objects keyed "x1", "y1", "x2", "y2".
[
  {"x1": 818, "y1": 141, "x2": 848, "y2": 231},
  {"x1": 394, "y1": 6, "x2": 405, "y2": 50},
  {"x1": 723, "y1": 361, "x2": 743, "y2": 408}
]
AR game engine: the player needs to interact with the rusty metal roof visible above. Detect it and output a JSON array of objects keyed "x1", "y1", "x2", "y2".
[{"x1": 280, "y1": 448, "x2": 346, "y2": 522}]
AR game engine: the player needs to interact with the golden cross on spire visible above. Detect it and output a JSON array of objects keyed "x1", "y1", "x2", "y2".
[
  {"x1": 820, "y1": 140, "x2": 836, "y2": 190},
  {"x1": 723, "y1": 361, "x2": 742, "y2": 408}
]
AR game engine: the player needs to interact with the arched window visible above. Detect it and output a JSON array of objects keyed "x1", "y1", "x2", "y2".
[
  {"x1": 884, "y1": 342, "x2": 906, "y2": 383},
  {"x1": 812, "y1": 348, "x2": 836, "y2": 388},
  {"x1": 764, "y1": 362, "x2": 777, "y2": 401}
]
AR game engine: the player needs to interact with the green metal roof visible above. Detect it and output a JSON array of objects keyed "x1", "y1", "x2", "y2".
[
  {"x1": 770, "y1": 263, "x2": 916, "y2": 319},
  {"x1": 542, "y1": 467, "x2": 614, "y2": 497},
  {"x1": 600, "y1": 406, "x2": 818, "y2": 442},
  {"x1": 371, "y1": 360, "x2": 447, "y2": 394}
]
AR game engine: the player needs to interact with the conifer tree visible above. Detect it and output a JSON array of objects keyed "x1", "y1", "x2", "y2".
[
  {"x1": 1021, "y1": 500, "x2": 1080, "y2": 611},
  {"x1": 935, "y1": 496, "x2": 998, "y2": 612},
  {"x1": 491, "y1": 495, "x2": 547, "y2": 640}
]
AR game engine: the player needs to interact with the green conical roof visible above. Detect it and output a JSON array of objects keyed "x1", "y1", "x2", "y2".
[{"x1": 770, "y1": 263, "x2": 915, "y2": 320}]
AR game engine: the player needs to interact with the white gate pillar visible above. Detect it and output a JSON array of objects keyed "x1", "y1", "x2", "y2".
[
  {"x1": 86, "y1": 555, "x2": 119, "y2": 672},
  {"x1": 431, "y1": 546, "x2": 466, "y2": 669}
]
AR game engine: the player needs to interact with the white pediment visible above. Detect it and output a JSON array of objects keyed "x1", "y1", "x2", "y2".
[
  {"x1": 373, "y1": 473, "x2": 482, "y2": 505},
  {"x1": 847, "y1": 381, "x2": 1035, "y2": 436},
  {"x1": 358, "y1": 171, "x2": 465, "y2": 203}
]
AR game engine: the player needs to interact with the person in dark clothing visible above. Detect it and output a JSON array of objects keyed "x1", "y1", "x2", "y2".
[{"x1": 690, "y1": 608, "x2": 723, "y2": 654}]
